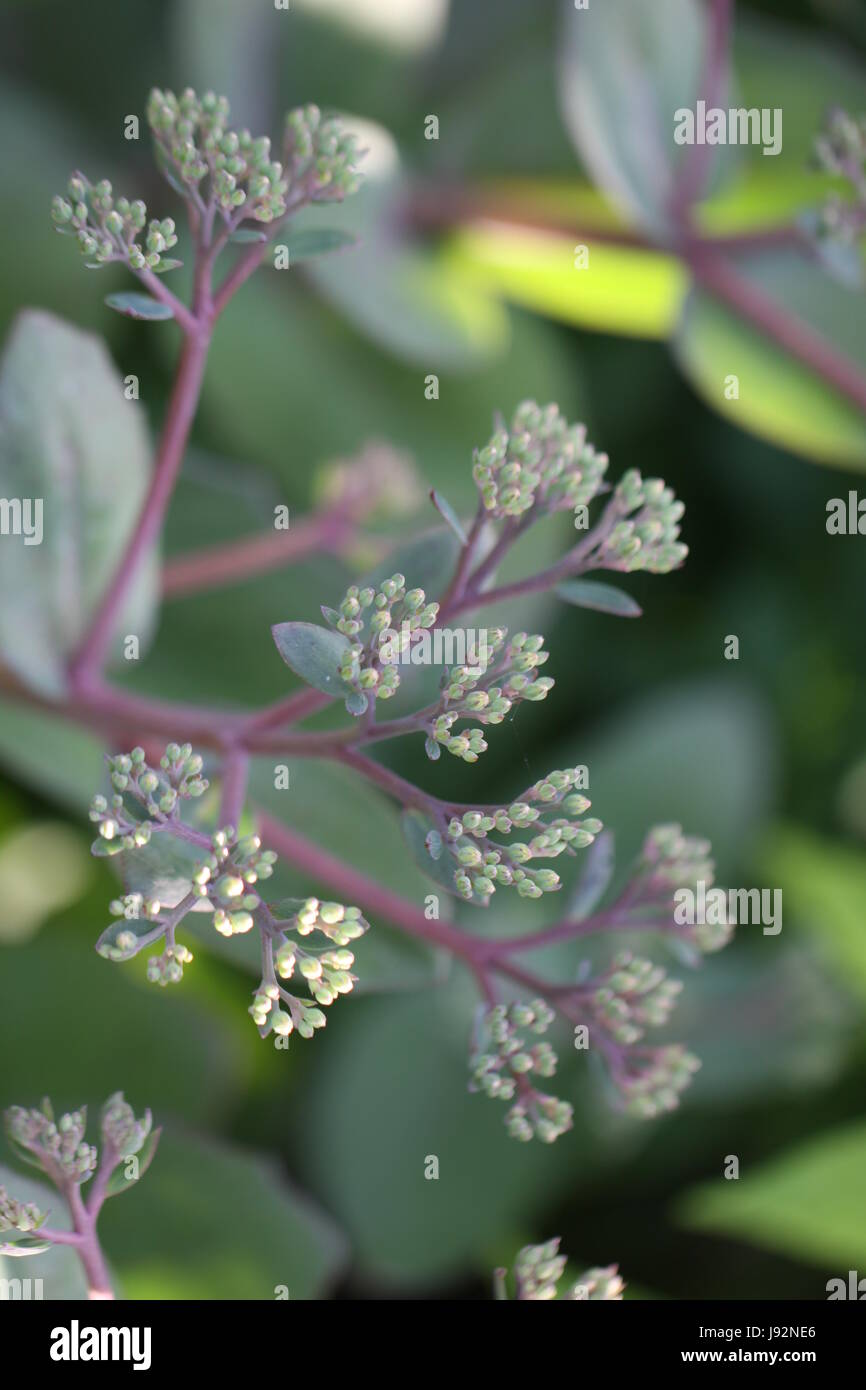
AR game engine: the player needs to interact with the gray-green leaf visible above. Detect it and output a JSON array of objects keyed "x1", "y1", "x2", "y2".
[
  {"x1": 0, "y1": 311, "x2": 159, "y2": 696},
  {"x1": 103, "y1": 1127, "x2": 162, "y2": 1198},
  {"x1": 285, "y1": 229, "x2": 357, "y2": 262},
  {"x1": 557, "y1": 579, "x2": 642, "y2": 617},
  {"x1": 271, "y1": 621, "x2": 354, "y2": 696},
  {"x1": 105, "y1": 292, "x2": 175, "y2": 321},
  {"x1": 430, "y1": 489, "x2": 468, "y2": 545}
]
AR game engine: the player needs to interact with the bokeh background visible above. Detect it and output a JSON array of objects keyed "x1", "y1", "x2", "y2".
[{"x1": 1, "y1": 0, "x2": 865, "y2": 1299}]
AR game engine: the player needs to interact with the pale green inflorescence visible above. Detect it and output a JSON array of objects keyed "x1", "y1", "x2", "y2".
[
  {"x1": 250, "y1": 897, "x2": 369, "y2": 1043},
  {"x1": 5, "y1": 1099, "x2": 98, "y2": 1185},
  {"x1": 100, "y1": 1092, "x2": 152, "y2": 1159},
  {"x1": 472, "y1": 401, "x2": 687, "y2": 574},
  {"x1": 0, "y1": 1186, "x2": 44, "y2": 1235},
  {"x1": 425, "y1": 629, "x2": 555, "y2": 764},
  {"x1": 89, "y1": 745, "x2": 367, "y2": 1047},
  {"x1": 444, "y1": 769, "x2": 601, "y2": 902},
  {"x1": 323, "y1": 573, "x2": 439, "y2": 715},
  {"x1": 470, "y1": 999, "x2": 573, "y2": 1143},
  {"x1": 507, "y1": 1238, "x2": 625, "y2": 1301},
  {"x1": 51, "y1": 86, "x2": 364, "y2": 272},
  {"x1": 473, "y1": 400, "x2": 609, "y2": 519}
]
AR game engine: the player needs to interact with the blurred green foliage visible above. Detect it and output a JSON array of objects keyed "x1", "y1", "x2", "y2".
[{"x1": 0, "y1": 0, "x2": 865, "y2": 1300}]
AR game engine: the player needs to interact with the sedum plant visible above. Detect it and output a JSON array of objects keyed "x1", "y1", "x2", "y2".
[
  {"x1": 1, "y1": 1094, "x2": 158, "y2": 1300},
  {"x1": 0, "y1": 85, "x2": 731, "y2": 1166}
]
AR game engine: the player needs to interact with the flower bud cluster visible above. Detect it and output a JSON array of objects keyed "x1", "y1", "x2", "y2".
[
  {"x1": 0, "y1": 1186, "x2": 44, "y2": 1235},
  {"x1": 508, "y1": 1238, "x2": 626, "y2": 1301},
  {"x1": 5, "y1": 1101, "x2": 98, "y2": 1185},
  {"x1": 52, "y1": 173, "x2": 180, "y2": 273},
  {"x1": 249, "y1": 898, "x2": 369, "y2": 1044},
  {"x1": 616, "y1": 1044, "x2": 701, "y2": 1119},
  {"x1": 323, "y1": 574, "x2": 439, "y2": 715},
  {"x1": 146, "y1": 941, "x2": 194, "y2": 985},
  {"x1": 284, "y1": 104, "x2": 364, "y2": 202},
  {"x1": 443, "y1": 771, "x2": 601, "y2": 903},
  {"x1": 425, "y1": 630, "x2": 555, "y2": 763},
  {"x1": 473, "y1": 401, "x2": 608, "y2": 519},
  {"x1": 470, "y1": 1000, "x2": 573, "y2": 1143},
  {"x1": 89, "y1": 745, "x2": 208, "y2": 858},
  {"x1": 633, "y1": 823, "x2": 729, "y2": 951},
  {"x1": 588, "y1": 951, "x2": 683, "y2": 1047},
  {"x1": 567, "y1": 1264, "x2": 626, "y2": 1300},
  {"x1": 595, "y1": 469, "x2": 687, "y2": 574},
  {"x1": 100, "y1": 1092, "x2": 152, "y2": 1158},
  {"x1": 192, "y1": 830, "x2": 277, "y2": 938},
  {"x1": 148, "y1": 87, "x2": 291, "y2": 222}
]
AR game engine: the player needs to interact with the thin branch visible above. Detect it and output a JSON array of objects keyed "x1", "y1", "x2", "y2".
[
  {"x1": 130, "y1": 264, "x2": 198, "y2": 335},
  {"x1": 690, "y1": 249, "x2": 866, "y2": 417},
  {"x1": 162, "y1": 511, "x2": 356, "y2": 598},
  {"x1": 68, "y1": 328, "x2": 213, "y2": 691},
  {"x1": 255, "y1": 808, "x2": 486, "y2": 963},
  {"x1": 219, "y1": 746, "x2": 250, "y2": 829}
]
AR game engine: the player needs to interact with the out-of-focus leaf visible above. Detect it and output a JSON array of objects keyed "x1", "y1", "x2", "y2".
[
  {"x1": 0, "y1": 311, "x2": 158, "y2": 696},
  {"x1": 301, "y1": 174, "x2": 510, "y2": 369},
  {"x1": 229, "y1": 229, "x2": 268, "y2": 244},
  {"x1": 447, "y1": 224, "x2": 687, "y2": 339},
  {"x1": 557, "y1": 0, "x2": 734, "y2": 239},
  {"x1": 677, "y1": 1120, "x2": 866, "y2": 1271},
  {"x1": 199, "y1": 267, "x2": 585, "y2": 501},
  {"x1": 0, "y1": 822, "x2": 90, "y2": 944},
  {"x1": 759, "y1": 826, "x2": 866, "y2": 1003},
  {"x1": 0, "y1": 1236, "x2": 53, "y2": 1257},
  {"x1": 696, "y1": 168, "x2": 840, "y2": 235},
  {"x1": 99, "y1": 1130, "x2": 347, "y2": 1299},
  {"x1": 672, "y1": 250, "x2": 866, "y2": 468},
  {"x1": 103, "y1": 1127, "x2": 161, "y2": 1198},
  {"x1": 565, "y1": 829, "x2": 615, "y2": 921},
  {"x1": 295, "y1": 981, "x2": 644, "y2": 1285},
  {"x1": 554, "y1": 679, "x2": 776, "y2": 882},
  {"x1": 357, "y1": 525, "x2": 461, "y2": 601},
  {"x1": 430, "y1": 490, "x2": 468, "y2": 545},
  {"x1": 271, "y1": 621, "x2": 353, "y2": 697},
  {"x1": 731, "y1": 16, "x2": 866, "y2": 176},
  {"x1": 0, "y1": 701, "x2": 103, "y2": 813},
  {"x1": 0, "y1": 929, "x2": 253, "y2": 1128},
  {"x1": 674, "y1": 947, "x2": 853, "y2": 1104},
  {"x1": 557, "y1": 579, "x2": 642, "y2": 617},
  {"x1": 104, "y1": 291, "x2": 175, "y2": 321},
  {"x1": 285, "y1": 229, "x2": 358, "y2": 261}
]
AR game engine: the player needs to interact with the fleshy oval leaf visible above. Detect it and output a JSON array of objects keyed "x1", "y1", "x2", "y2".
[
  {"x1": 104, "y1": 292, "x2": 175, "y2": 321},
  {"x1": 271, "y1": 621, "x2": 354, "y2": 697},
  {"x1": 557, "y1": 579, "x2": 642, "y2": 617}
]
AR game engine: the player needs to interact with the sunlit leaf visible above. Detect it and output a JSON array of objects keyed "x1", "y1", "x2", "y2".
[
  {"x1": 447, "y1": 223, "x2": 687, "y2": 340},
  {"x1": 678, "y1": 1120, "x2": 866, "y2": 1270},
  {"x1": 672, "y1": 249, "x2": 866, "y2": 468}
]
